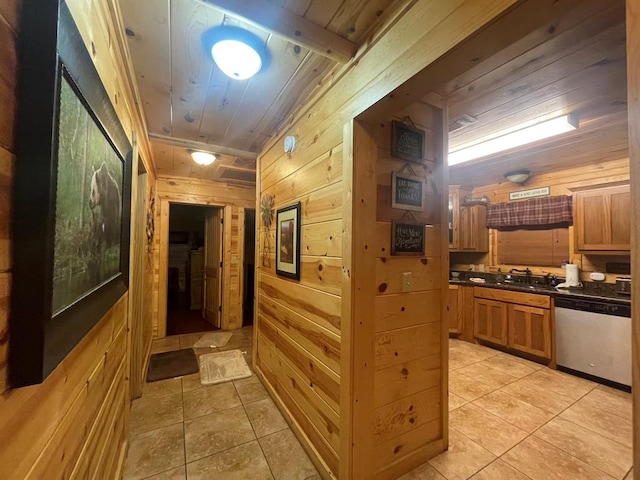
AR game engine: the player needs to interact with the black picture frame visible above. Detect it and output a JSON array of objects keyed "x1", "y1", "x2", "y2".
[
  {"x1": 391, "y1": 121, "x2": 425, "y2": 163},
  {"x1": 391, "y1": 172, "x2": 424, "y2": 211},
  {"x1": 10, "y1": 1, "x2": 132, "y2": 387},
  {"x1": 391, "y1": 222, "x2": 425, "y2": 256},
  {"x1": 275, "y1": 203, "x2": 301, "y2": 280}
]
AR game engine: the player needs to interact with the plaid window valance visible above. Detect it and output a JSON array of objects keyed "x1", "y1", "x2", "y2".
[{"x1": 486, "y1": 195, "x2": 573, "y2": 229}]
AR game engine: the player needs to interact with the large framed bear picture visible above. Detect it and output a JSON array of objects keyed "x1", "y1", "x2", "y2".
[{"x1": 10, "y1": 1, "x2": 132, "y2": 386}]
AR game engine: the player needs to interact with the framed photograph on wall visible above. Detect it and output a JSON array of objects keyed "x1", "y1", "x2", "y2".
[
  {"x1": 275, "y1": 202, "x2": 301, "y2": 280},
  {"x1": 391, "y1": 172, "x2": 424, "y2": 211},
  {"x1": 10, "y1": 2, "x2": 132, "y2": 386}
]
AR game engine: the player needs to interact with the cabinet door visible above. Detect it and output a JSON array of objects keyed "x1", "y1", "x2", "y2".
[
  {"x1": 459, "y1": 205, "x2": 489, "y2": 252},
  {"x1": 575, "y1": 185, "x2": 630, "y2": 252},
  {"x1": 474, "y1": 298, "x2": 508, "y2": 346},
  {"x1": 507, "y1": 304, "x2": 551, "y2": 359},
  {"x1": 449, "y1": 191, "x2": 460, "y2": 250},
  {"x1": 448, "y1": 285, "x2": 462, "y2": 334}
]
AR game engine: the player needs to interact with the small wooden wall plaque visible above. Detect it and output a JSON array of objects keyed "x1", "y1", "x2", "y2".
[
  {"x1": 391, "y1": 172, "x2": 424, "y2": 211},
  {"x1": 391, "y1": 121, "x2": 425, "y2": 163},
  {"x1": 391, "y1": 221, "x2": 425, "y2": 256}
]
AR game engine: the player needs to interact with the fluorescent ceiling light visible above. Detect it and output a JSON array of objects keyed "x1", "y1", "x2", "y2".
[
  {"x1": 191, "y1": 151, "x2": 216, "y2": 165},
  {"x1": 448, "y1": 113, "x2": 579, "y2": 166},
  {"x1": 204, "y1": 26, "x2": 267, "y2": 80}
]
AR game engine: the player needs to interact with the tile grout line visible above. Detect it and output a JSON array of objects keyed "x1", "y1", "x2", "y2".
[
  {"x1": 234, "y1": 374, "x2": 277, "y2": 479},
  {"x1": 181, "y1": 375, "x2": 187, "y2": 478},
  {"x1": 449, "y1": 343, "x2": 629, "y2": 480},
  {"x1": 477, "y1": 364, "x2": 624, "y2": 480}
]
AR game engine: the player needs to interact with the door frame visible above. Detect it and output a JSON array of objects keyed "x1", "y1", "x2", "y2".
[
  {"x1": 156, "y1": 199, "x2": 247, "y2": 337},
  {"x1": 203, "y1": 207, "x2": 224, "y2": 328}
]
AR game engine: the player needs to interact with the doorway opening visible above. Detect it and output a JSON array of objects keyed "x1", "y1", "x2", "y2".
[
  {"x1": 166, "y1": 203, "x2": 223, "y2": 335},
  {"x1": 242, "y1": 209, "x2": 256, "y2": 326}
]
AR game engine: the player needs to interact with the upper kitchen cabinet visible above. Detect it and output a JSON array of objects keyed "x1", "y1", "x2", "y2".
[
  {"x1": 449, "y1": 186, "x2": 489, "y2": 252},
  {"x1": 574, "y1": 184, "x2": 630, "y2": 253}
]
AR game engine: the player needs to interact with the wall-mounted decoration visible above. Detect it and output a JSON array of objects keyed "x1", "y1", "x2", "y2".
[
  {"x1": 391, "y1": 221, "x2": 425, "y2": 256},
  {"x1": 147, "y1": 185, "x2": 156, "y2": 252},
  {"x1": 10, "y1": 2, "x2": 133, "y2": 386},
  {"x1": 391, "y1": 171, "x2": 424, "y2": 211},
  {"x1": 260, "y1": 193, "x2": 275, "y2": 267},
  {"x1": 462, "y1": 195, "x2": 490, "y2": 206},
  {"x1": 275, "y1": 202, "x2": 301, "y2": 279},
  {"x1": 391, "y1": 120, "x2": 425, "y2": 163},
  {"x1": 509, "y1": 186, "x2": 550, "y2": 201}
]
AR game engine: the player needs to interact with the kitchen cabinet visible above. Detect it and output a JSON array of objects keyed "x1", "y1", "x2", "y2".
[
  {"x1": 448, "y1": 285, "x2": 462, "y2": 334},
  {"x1": 473, "y1": 287, "x2": 553, "y2": 361},
  {"x1": 473, "y1": 298, "x2": 508, "y2": 346},
  {"x1": 574, "y1": 184, "x2": 630, "y2": 253},
  {"x1": 507, "y1": 304, "x2": 551, "y2": 358},
  {"x1": 449, "y1": 186, "x2": 489, "y2": 252}
]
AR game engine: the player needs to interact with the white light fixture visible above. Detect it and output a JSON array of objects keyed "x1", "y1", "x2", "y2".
[
  {"x1": 204, "y1": 26, "x2": 268, "y2": 80},
  {"x1": 504, "y1": 169, "x2": 531, "y2": 184},
  {"x1": 448, "y1": 113, "x2": 579, "y2": 166},
  {"x1": 190, "y1": 150, "x2": 217, "y2": 166}
]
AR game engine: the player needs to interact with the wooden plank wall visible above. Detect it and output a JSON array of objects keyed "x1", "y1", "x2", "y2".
[
  {"x1": 252, "y1": 1, "x2": 523, "y2": 477},
  {"x1": 369, "y1": 101, "x2": 449, "y2": 479},
  {"x1": 450, "y1": 157, "x2": 631, "y2": 282},
  {"x1": 154, "y1": 175, "x2": 255, "y2": 336},
  {"x1": 256, "y1": 139, "x2": 343, "y2": 476},
  {"x1": 0, "y1": 0, "x2": 156, "y2": 478},
  {"x1": 626, "y1": 0, "x2": 640, "y2": 475}
]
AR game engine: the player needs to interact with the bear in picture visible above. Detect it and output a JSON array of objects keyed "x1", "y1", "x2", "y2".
[{"x1": 90, "y1": 162, "x2": 122, "y2": 249}]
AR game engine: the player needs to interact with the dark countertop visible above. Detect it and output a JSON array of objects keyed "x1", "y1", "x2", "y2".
[{"x1": 449, "y1": 279, "x2": 631, "y2": 305}]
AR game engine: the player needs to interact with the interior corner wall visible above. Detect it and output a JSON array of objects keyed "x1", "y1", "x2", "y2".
[
  {"x1": 0, "y1": 0, "x2": 155, "y2": 478},
  {"x1": 253, "y1": 1, "x2": 521, "y2": 477}
]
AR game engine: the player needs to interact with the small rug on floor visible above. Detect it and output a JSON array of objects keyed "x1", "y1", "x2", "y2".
[
  {"x1": 146, "y1": 348, "x2": 199, "y2": 383},
  {"x1": 199, "y1": 349, "x2": 252, "y2": 385},
  {"x1": 193, "y1": 331, "x2": 233, "y2": 348}
]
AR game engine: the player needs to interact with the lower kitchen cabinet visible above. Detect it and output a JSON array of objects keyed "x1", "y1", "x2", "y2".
[
  {"x1": 448, "y1": 285, "x2": 462, "y2": 334},
  {"x1": 473, "y1": 298, "x2": 508, "y2": 346},
  {"x1": 507, "y1": 304, "x2": 551, "y2": 358},
  {"x1": 473, "y1": 287, "x2": 553, "y2": 362}
]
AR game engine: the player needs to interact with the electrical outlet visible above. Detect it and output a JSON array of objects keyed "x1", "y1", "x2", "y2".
[{"x1": 402, "y1": 272, "x2": 412, "y2": 292}]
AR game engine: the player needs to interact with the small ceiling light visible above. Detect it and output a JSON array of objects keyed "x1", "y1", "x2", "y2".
[
  {"x1": 190, "y1": 150, "x2": 217, "y2": 166},
  {"x1": 504, "y1": 169, "x2": 531, "y2": 184},
  {"x1": 203, "y1": 26, "x2": 268, "y2": 80},
  {"x1": 449, "y1": 113, "x2": 579, "y2": 166}
]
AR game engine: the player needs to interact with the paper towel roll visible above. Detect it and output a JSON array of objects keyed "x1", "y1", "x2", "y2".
[{"x1": 565, "y1": 263, "x2": 580, "y2": 286}]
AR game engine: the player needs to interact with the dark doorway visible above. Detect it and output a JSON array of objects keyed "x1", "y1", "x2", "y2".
[
  {"x1": 243, "y1": 209, "x2": 256, "y2": 326},
  {"x1": 166, "y1": 204, "x2": 219, "y2": 335}
]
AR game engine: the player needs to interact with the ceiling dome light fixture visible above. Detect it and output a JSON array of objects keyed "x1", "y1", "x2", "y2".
[
  {"x1": 504, "y1": 169, "x2": 531, "y2": 184},
  {"x1": 190, "y1": 150, "x2": 217, "y2": 166},
  {"x1": 203, "y1": 26, "x2": 268, "y2": 80}
]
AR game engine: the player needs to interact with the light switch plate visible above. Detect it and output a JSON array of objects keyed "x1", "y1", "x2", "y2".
[{"x1": 402, "y1": 272, "x2": 412, "y2": 292}]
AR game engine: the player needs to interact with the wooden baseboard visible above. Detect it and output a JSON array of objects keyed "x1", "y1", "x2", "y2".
[{"x1": 253, "y1": 365, "x2": 337, "y2": 480}]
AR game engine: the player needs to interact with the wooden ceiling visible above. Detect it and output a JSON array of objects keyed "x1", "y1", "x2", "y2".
[
  {"x1": 119, "y1": 0, "x2": 396, "y2": 183},
  {"x1": 446, "y1": 0, "x2": 628, "y2": 187}
]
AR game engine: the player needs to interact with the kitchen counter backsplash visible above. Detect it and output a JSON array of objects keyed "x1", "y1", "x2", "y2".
[{"x1": 450, "y1": 270, "x2": 631, "y2": 304}]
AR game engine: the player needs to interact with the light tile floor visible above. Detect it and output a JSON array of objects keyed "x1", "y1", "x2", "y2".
[
  {"x1": 123, "y1": 325, "x2": 320, "y2": 480},
  {"x1": 401, "y1": 339, "x2": 634, "y2": 480},
  {"x1": 126, "y1": 331, "x2": 633, "y2": 480}
]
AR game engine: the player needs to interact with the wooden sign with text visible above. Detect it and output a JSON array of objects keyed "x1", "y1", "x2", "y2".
[
  {"x1": 391, "y1": 222, "x2": 425, "y2": 256},
  {"x1": 391, "y1": 172, "x2": 424, "y2": 211},
  {"x1": 391, "y1": 121, "x2": 425, "y2": 163}
]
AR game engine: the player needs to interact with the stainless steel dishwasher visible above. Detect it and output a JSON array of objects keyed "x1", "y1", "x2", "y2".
[{"x1": 555, "y1": 297, "x2": 631, "y2": 389}]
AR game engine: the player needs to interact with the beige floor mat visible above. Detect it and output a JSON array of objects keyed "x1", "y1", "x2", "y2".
[
  {"x1": 193, "y1": 331, "x2": 233, "y2": 348},
  {"x1": 199, "y1": 349, "x2": 252, "y2": 385}
]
